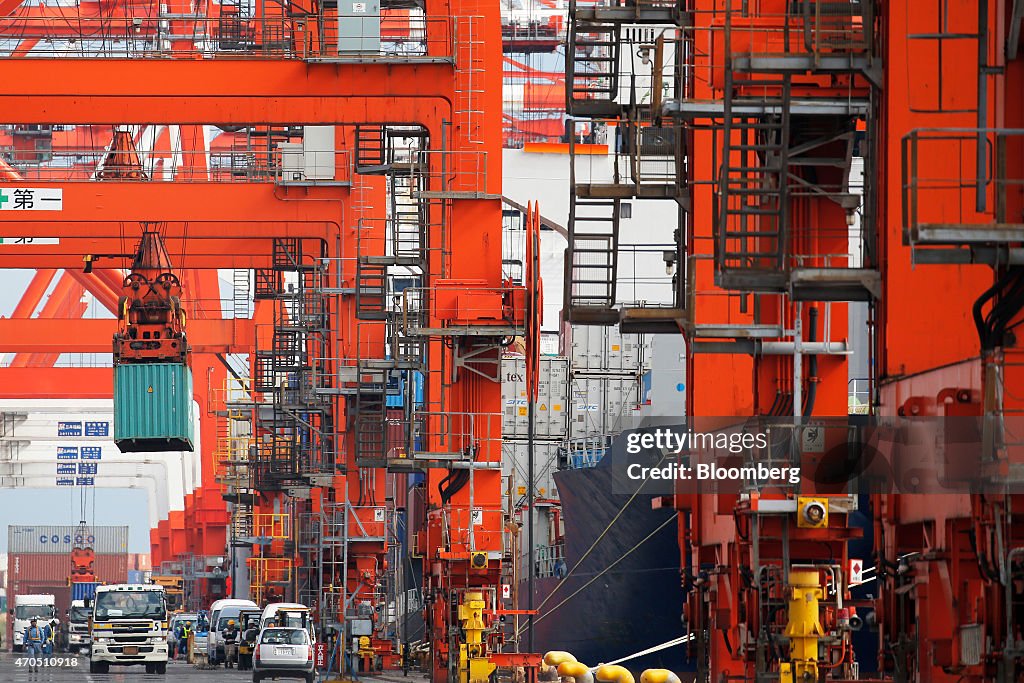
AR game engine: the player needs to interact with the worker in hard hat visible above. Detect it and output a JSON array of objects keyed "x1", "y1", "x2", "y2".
[
  {"x1": 23, "y1": 618, "x2": 45, "y2": 671},
  {"x1": 221, "y1": 619, "x2": 239, "y2": 668}
]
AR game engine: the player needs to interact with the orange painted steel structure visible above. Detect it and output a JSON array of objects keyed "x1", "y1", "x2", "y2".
[
  {"x1": 872, "y1": 2, "x2": 1024, "y2": 681},
  {"x1": 560, "y1": 0, "x2": 1024, "y2": 680},
  {"x1": 675, "y1": 3, "x2": 866, "y2": 681},
  {"x1": 0, "y1": 0, "x2": 513, "y2": 675}
]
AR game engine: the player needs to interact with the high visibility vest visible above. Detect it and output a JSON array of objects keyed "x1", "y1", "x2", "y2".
[{"x1": 26, "y1": 627, "x2": 44, "y2": 643}]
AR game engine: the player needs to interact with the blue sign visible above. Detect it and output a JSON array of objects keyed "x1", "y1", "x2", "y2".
[
  {"x1": 85, "y1": 421, "x2": 109, "y2": 437},
  {"x1": 80, "y1": 447, "x2": 101, "y2": 460},
  {"x1": 56, "y1": 464, "x2": 77, "y2": 475},
  {"x1": 76, "y1": 477, "x2": 95, "y2": 486},
  {"x1": 57, "y1": 446, "x2": 79, "y2": 461},
  {"x1": 56, "y1": 478, "x2": 75, "y2": 486},
  {"x1": 58, "y1": 421, "x2": 83, "y2": 436},
  {"x1": 78, "y1": 463, "x2": 98, "y2": 475}
]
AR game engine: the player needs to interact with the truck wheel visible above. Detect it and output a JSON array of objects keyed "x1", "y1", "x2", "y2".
[
  {"x1": 89, "y1": 661, "x2": 109, "y2": 674},
  {"x1": 252, "y1": 673, "x2": 262, "y2": 683},
  {"x1": 13, "y1": 644, "x2": 22, "y2": 653},
  {"x1": 146, "y1": 663, "x2": 156, "y2": 673},
  {"x1": 156, "y1": 662, "x2": 167, "y2": 674}
]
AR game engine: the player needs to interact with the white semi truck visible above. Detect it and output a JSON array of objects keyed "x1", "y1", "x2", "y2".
[
  {"x1": 88, "y1": 584, "x2": 169, "y2": 674},
  {"x1": 12, "y1": 594, "x2": 56, "y2": 653}
]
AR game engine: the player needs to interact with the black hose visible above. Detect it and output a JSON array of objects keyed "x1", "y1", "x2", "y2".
[
  {"x1": 438, "y1": 469, "x2": 470, "y2": 506},
  {"x1": 802, "y1": 307, "x2": 818, "y2": 418},
  {"x1": 974, "y1": 268, "x2": 1024, "y2": 351}
]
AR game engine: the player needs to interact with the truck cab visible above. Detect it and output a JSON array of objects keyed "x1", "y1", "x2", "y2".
[
  {"x1": 88, "y1": 583, "x2": 169, "y2": 674},
  {"x1": 12, "y1": 594, "x2": 56, "y2": 653},
  {"x1": 67, "y1": 600, "x2": 92, "y2": 654}
]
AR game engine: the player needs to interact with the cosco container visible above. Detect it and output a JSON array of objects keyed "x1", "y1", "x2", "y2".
[
  {"x1": 114, "y1": 363, "x2": 195, "y2": 452},
  {"x1": 501, "y1": 440, "x2": 561, "y2": 501},
  {"x1": 568, "y1": 376, "x2": 642, "y2": 438},
  {"x1": 501, "y1": 355, "x2": 570, "y2": 439},
  {"x1": 561, "y1": 324, "x2": 650, "y2": 374},
  {"x1": 8, "y1": 525, "x2": 129, "y2": 554}
]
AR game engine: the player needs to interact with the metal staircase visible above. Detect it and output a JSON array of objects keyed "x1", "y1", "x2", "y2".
[
  {"x1": 564, "y1": 194, "x2": 620, "y2": 324},
  {"x1": 716, "y1": 76, "x2": 792, "y2": 291},
  {"x1": 566, "y1": 7, "x2": 621, "y2": 119}
]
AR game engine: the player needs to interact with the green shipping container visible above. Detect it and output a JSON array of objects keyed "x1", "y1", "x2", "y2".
[{"x1": 114, "y1": 363, "x2": 195, "y2": 452}]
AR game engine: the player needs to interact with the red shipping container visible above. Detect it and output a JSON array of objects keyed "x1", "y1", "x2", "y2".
[{"x1": 8, "y1": 552, "x2": 129, "y2": 645}]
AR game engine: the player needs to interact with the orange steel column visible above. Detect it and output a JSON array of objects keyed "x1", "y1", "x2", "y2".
[
  {"x1": 676, "y1": 2, "x2": 864, "y2": 681},
  {"x1": 874, "y1": 2, "x2": 1024, "y2": 681}
]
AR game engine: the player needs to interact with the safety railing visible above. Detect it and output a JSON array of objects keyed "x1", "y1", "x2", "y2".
[
  {"x1": 0, "y1": 145, "x2": 351, "y2": 184},
  {"x1": 0, "y1": 13, "x2": 456, "y2": 62},
  {"x1": 247, "y1": 557, "x2": 294, "y2": 605},
  {"x1": 560, "y1": 435, "x2": 612, "y2": 469},
  {"x1": 410, "y1": 410, "x2": 502, "y2": 462},
  {"x1": 902, "y1": 128, "x2": 1024, "y2": 238},
  {"x1": 253, "y1": 513, "x2": 291, "y2": 540},
  {"x1": 410, "y1": 149, "x2": 492, "y2": 198},
  {"x1": 356, "y1": 217, "x2": 433, "y2": 266},
  {"x1": 399, "y1": 285, "x2": 525, "y2": 337},
  {"x1": 533, "y1": 543, "x2": 567, "y2": 579},
  {"x1": 711, "y1": 4, "x2": 873, "y2": 64}
]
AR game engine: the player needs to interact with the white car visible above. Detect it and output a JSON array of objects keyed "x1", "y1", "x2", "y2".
[{"x1": 252, "y1": 627, "x2": 315, "y2": 683}]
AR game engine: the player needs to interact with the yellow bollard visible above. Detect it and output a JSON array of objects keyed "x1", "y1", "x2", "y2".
[
  {"x1": 558, "y1": 660, "x2": 594, "y2": 683},
  {"x1": 640, "y1": 670, "x2": 681, "y2": 683},
  {"x1": 595, "y1": 664, "x2": 636, "y2": 683}
]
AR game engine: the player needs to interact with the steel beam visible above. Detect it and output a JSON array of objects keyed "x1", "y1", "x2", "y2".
[
  {"x1": 0, "y1": 317, "x2": 255, "y2": 353},
  {"x1": 0, "y1": 182, "x2": 345, "y2": 225},
  {"x1": 0, "y1": 60, "x2": 454, "y2": 129}
]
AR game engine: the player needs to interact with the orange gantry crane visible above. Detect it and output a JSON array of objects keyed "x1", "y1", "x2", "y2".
[{"x1": 0, "y1": 0, "x2": 519, "y2": 679}]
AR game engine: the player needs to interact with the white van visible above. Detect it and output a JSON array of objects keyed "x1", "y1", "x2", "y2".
[
  {"x1": 12, "y1": 594, "x2": 56, "y2": 653},
  {"x1": 259, "y1": 603, "x2": 316, "y2": 642},
  {"x1": 207, "y1": 598, "x2": 258, "y2": 664}
]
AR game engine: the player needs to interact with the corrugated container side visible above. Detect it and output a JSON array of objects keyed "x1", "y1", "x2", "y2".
[
  {"x1": 71, "y1": 582, "x2": 100, "y2": 601},
  {"x1": 127, "y1": 570, "x2": 144, "y2": 585},
  {"x1": 501, "y1": 356, "x2": 569, "y2": 439},
  {"x1": 8, "y1": 526, "x2": 130, "y2": 554},
  {"x1": 563, "y1": 324, "x2": 650, "y2": 374},
  {"x1": 8, "y1": 553, "x2": 129, "y2": 587},
  {"x1": 501, "y1": 441, "x2": 560, "y2": 500},
  {"x1": 114, "y1": 363, "x2": 194, "y2": 451},
  {"x1": 569, "y1": 376, "x2": 642, "y2": 438}
]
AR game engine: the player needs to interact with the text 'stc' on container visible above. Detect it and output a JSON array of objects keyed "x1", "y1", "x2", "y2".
[{"x1": 114, "y1": 363, "x2": 195, "y2": 452}]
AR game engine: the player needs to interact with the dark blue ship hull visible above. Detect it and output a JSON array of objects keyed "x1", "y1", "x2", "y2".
[{"x1": 519, "y1": 459, "x2": 690, "y2": 673}]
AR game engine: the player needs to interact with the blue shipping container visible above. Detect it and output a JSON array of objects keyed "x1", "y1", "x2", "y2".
[
  {"x1": 71, "y1": 582, "x2": 100, "y2": 601},
  {"x1": 127, "y1": 570, "x2": 144, "y2": 585},
  {"x1": 114, "y1": 363, "x2": 194, "y2": 452}
]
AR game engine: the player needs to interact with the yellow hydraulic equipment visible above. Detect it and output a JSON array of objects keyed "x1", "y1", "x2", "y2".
[
  {"x1": 457, "y1": 591, "x2": 495, "y2": 683},
  {"x1": 781, "y1": 570, "x2": 825, "y2": 683}
]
